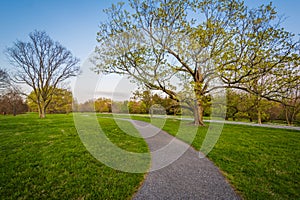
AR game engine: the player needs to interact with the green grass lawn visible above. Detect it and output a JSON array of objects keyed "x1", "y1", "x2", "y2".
[
  {"x1": 131, "y1": 115, "x2": 300, "y2": 200},
  {"x1": 1, "y1": 113, "x2": 299, "y2": 199},
  {"x1": 0, "y1": 113, "x2": 148, "y2": 199}
]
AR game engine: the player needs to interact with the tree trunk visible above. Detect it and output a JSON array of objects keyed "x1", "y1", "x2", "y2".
[
  {"x1": 40, "y1": 107, "x2": 46, "y2": 118},
  {"x1": 193, "y1": 69, "x2": 205, "y2": 126},
  {"x1": 38, "y1": 103, "x2": 46, "y2": 118},
  {"x1": 256, "y1": 96, "x2": 262, "y2": 125},
  {"x1": 291, "y1": 112, "x2": 295, "y2": 126},
  {"x1": 257, "y1": 110, "x2": 262, "y2": 125},
  {"x1": 13, "y1": 101, "x2": 17, "y2": 116},
  {"x1": 193, "y1": 100, "x2": 205, "y2": 126},
  {"x1": 285, "y1": 108, "x2": 291, "y2": 126}
]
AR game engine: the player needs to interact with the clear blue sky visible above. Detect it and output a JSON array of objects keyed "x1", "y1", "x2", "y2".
[
  {"x1": 1, "y1": 0, "x2": 299, "y2": 68},
  {"x1": 0, "y1": 0, "x2": 117, "y2": 68},
  {"x1": 0, "y1": 0, "x2": 299, "y2": 100}
]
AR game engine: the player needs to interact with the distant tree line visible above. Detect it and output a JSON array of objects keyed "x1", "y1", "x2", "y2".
[
  {"x1": 0, "y1": 84, "x2": 72, "y2": 116},
  {"x1": 0, "y1": 89, "x2": 28, "y2": 116},
  {"x1": 226, "y1": 89, "x2": 300, "y2": 125},
  {"x1": 0, "y1": 68, "x2": 27, "y2": 115},
  {"x1": 27, "y1": 88, "x2": 73, "y2": 114},
  {"x1": 74, "y1": 89, "x2": 300, "y2": 125},
  {"x1": 1, "y1": 72, "x2": 300, "y2": 125},
  {"x1": 73, "y1": 90, "x2": 183, "y2": 115}
]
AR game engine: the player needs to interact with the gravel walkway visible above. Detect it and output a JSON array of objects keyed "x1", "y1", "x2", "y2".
[{"x1": 130, "y1": 120, "x2": 241, "y2": 200}]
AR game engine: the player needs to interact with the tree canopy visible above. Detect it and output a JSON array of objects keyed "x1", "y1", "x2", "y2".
[
  {"x1": 27, "y1": 88, "x2": 73, "y2": 114},
  {"x1": 93, "y1": 0, "x2": 300, "y2": 125}
]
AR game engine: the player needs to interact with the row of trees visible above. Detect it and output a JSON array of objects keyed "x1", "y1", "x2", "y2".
[
  {"x1": 1, "y1": 65, "x2": 74, "y2": 116},
  {"x1": 2, "y1": 63, "x2": 300, "y2": 124},
  {"x1": 0, "y1": 91, "x2": 28, "y2": 116},
  {"x1": 27, "y1": 88, "x2": 73, "y2": 114},
  {"x1": 226, "y1": 89, "x2": 300, "y2": 125},
  {"x1": 74, "y1": 91, "x2": 184, "y2": 115},
  {"x1": 74, "y1": 89, "x2": 300, "y2": 125},
  {"x1": 0, "y1": 69, "x2": 28, "y2": 115}
]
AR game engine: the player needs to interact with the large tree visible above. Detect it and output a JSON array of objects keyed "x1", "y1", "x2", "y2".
[
  {"x1": 93, "y1": 0, "x2": 299, "y2": 125},
  {"x1": 6, "y1": 31, "x2": 80, "y2": 118}
]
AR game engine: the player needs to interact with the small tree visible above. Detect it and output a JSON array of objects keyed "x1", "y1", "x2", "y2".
[
  {"x1": 94, "y1": 98, "x2": 112, "y2": 113},
  {"x1": 6, "y1": 31, "x2": 79, "y2": 118},
  {"x1": 78, "y1": 100, "x2": 95, "y2": 112},
  {"x1": 282, "y1": 81, "x2": 300, "y2": 125},
  {"x1": 0, "y1": 88, "x2": 28, "y2": 116},
  {"x1": 0, "y1": 68, "x2": 10, "y2": 94}
]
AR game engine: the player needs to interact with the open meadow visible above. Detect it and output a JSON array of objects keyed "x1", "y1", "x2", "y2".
[
  {"x1": 0, "y1": 113, "x2": 147, "y2": 199},
  {"x1": 0, "y1": 113, "x2": 299, "y2": 199}
]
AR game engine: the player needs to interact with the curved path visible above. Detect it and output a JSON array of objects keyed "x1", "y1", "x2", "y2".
[{"x1": 130, "y1": 120, "x2": 241, "y2": 200}]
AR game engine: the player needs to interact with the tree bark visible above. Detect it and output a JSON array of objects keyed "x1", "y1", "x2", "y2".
[
  {"x1": 193, "y1": 100, "x2": 205, "y2": 126},
  {"x1": 285, "y1": 108, "x2": 291, "y2": 126},
  {"x1": 40, "y1": 107, "x2": 46, "y2": 118},
  {"x1": 12, "y1": 101, "x2": 17, "y2": 116},
  {"x1": 257, "y1": 110, "x2": 262, "y2": 125},
  {"x1": 255, "y1": 95, "x2": 262, "y2": 125},
  {"x1": 38, "y1": 102, "x2": 46, "y2": 118}
]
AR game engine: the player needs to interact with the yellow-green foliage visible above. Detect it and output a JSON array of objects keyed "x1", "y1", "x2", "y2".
[{"x1": 27, "y1": 88, "x2": 73, "y2": 114}]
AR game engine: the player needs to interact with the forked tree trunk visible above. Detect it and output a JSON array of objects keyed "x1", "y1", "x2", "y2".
[{"x1": 38, "y1": 103, "x2": 46, "y2": 118}]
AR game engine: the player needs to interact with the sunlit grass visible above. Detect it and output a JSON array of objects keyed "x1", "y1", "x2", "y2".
[
  {"x1": 132, "y1": 115, "x2": 300, "y2": 200},
  {"x1": 3, "y1": 113, "x2": 298, "y2": 199},
  {"x1": 0, "y1": 113, "x2": 148, "y2": 199}
]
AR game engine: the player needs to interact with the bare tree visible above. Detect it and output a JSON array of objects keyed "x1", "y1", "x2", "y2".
[
  {"x1": 6, "y1": 30, "x2": 80, "y2": 118},
  {"x1": 0, "y1": 87, "x2": 28, "y2": 116},
  {"x1": 0, "y1": 68, "x2": 10, "y2": 93}
]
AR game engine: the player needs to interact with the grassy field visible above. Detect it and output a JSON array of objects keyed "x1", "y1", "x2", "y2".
[
  {"x1": 0, "y1": 113, "x2": 148, "y2": 199},
  {"x1": 1, "y1": 113, "x2": 299, "y2": 199},
  {"x1": 130, "y1": 115, "x2": 300, "y2": 200}
]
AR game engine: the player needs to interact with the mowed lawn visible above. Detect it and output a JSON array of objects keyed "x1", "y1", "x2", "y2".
[
  {"x1": 0, "y1": 113, "x2": 148, "y2": 199},
  {"x1": 131, "y1": 116, "x2": 300, "y2": 200},
  {"x1": 1, "y1": 113, "x2": 300, "y2": 199}
]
